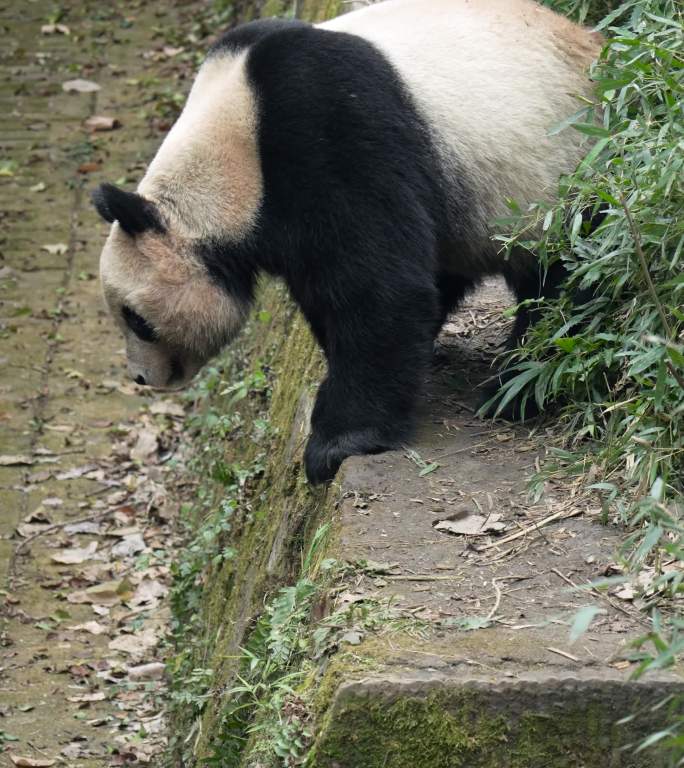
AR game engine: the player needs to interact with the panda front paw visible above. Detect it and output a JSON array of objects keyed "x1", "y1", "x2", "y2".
[
  {"x1": 304, "y1": 427, "x2": 400, "y2": 485},
  {"x1": 304, "y1": 434, "x2": 345, "y2": 486}
]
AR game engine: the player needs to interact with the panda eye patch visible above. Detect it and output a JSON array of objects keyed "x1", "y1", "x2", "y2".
[{"x1": 122, "y1": 305, "x2": 158, "y2": 343}]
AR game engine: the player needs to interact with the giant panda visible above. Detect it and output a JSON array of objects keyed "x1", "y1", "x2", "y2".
[{"x1": 93, "y1": 0, "x2": 602, "y2": 484}]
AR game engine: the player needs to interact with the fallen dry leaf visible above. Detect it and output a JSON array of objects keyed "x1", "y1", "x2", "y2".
[
  {"x1": 67, "y1": 578, "x2": 133, "y2": 606},
  {"x1": 359, "y1": 559, "x2": 400, "y2": 574},
  {"x1": 64, "y1": 521, "x2": 102, "y2": 535},
  {"x1": 130, "y1": 579, "x2": 167, "y2": 607},
  {"x1": 84, "y1": 115, "x2": 120, "y2": 132},
  {"x1": 614, "y1": 585, "x2": 636, "y2": 601},
  {"x1": 77, "y1": 161, "x2": 100, "y2": 174},
  {"x1": 162, "y1": 45, "x2": 184, "y2": 57},
  {"x1": 40, "y1": 243, "x2": 68, "y2": 255},
  {"x1": 140, "y1": 712, "x2": 165, "y2": 734},
  {"x1": 62, "y1": 78, "x2": 100, "y2": 93},
  {"x1": 24, "y1": 505, "x2": 52, "y2": 523},
  {"x1": 55, "y1": 463, "x2": 98, "y2": 480},
  {"x1": 130, "y1": 426, "x2": 159, "y2": 463},
  {"x1": 68, "y1": 664, "x2": 91, "y2": 678},
  {"x1": 51, "y1": 541, "x2": 98, "y2": 565},
  {"x1": 111, "y1": 534, "x2": 146, "y2": 558},
  {"x1": 495, "y1": 431, "x2": 515, "y2": 442},
  {"x1": 66, "y1": 691, "x2": 106, "y2": 703},
  {"x1": 335, "y1": 592, "x2": 368, "y2": 608},
  {"x1": 149, "y1": 400, "x2": 185, "y2": 418},
  {"x1": 61, "y1": 743, "x2": 87, "y2": 760},
  {"x1": 107, "y1": 526, "x2": 141, "y2": 538},
  {"x1": 340, "y1": 630, "x2": 363, "y2": 646},
  {"x1": 68, "y1": 621, "x2": 108, "y2": 635},
  {"x1": 41, "y1": 23, "x2": 69, "y2": 34},
  {"x1": 16, "y1": 522, "x2": 51, "y2": 538},
  {"x1": 433, "y1": 512, "x2": 506, "y2": 536},
  {"x1": 128, "y1": 661, "x2": 165, "y2": 681},
  {"x1": 610, "y1": 660, "x2": 632, "y2": 670},
  {"x1": 0, "y1": 454, "x2": 33, "y2": 466},
  {"x1": 9, "y1": 756, "x2": 55, "y2": 767},
  {"x1": 108, "y1": 628, "x2": 158, "y2": 658}
]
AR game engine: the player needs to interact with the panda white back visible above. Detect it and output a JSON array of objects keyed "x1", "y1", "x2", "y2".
[{"x1": 321, "y1": 0, "x2": 602, "y2": 256}]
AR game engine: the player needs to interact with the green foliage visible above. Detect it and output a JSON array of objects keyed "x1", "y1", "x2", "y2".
[
  {"x1": 542, "y1": 0, "x2": 620, "y2": 24},
  {"x1": 489, "y1": 1, "x2": 683, "y2": 761},
  {"x1": 166, "y1": 457, "x2": 264, "y2": 756},
  {"x1": 207, "y1": 525, "x2": 333, "y2": 767},
  {"x1": 490, "y1": 0, "x2": 683, "y2": 540},
  {"x1": 166, "y1": 355, "x2": 275, "y2": 763},
  {"x1": 170, "y1": 456, "x2": 264, "y2": 627}
]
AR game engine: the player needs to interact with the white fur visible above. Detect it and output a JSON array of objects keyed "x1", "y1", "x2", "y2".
[
  {"x1": 138, "y1": 51, "x2": 262, "y2": 241},
  {"x1": 321, "y1": 0, "x2": 601, "y2": 265}
]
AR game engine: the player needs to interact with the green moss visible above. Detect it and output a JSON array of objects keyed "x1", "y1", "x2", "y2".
[
  {"x1": 312, "y1": 690, "x2": 508, "y2": 768},
  {"x1": 310, "y1": 650, "x2": 382, "y2": 718},
  {"x1": 297, "y1": 0, "x2": 343, "y2": 23},
  {"x1": 311, "y1": 690, "x2": 651, "y2": 768},
  {"x1": 167, "y1": 281, "x2": 331, "y2": 765},
  {"x1": 261, "y1": 0, "x2": 288, "y2": 18}
]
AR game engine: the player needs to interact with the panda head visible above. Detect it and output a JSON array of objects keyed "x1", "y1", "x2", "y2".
[{"x1": 93, "y1": 183, "x2": 249, "y2": 389}]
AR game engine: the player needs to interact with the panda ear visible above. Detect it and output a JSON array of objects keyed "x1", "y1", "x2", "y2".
[{"x1": 92, "y1": 183, "x2": 165, "y2": 236}]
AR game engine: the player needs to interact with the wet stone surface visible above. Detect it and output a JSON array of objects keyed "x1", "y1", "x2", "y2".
[{"x1": 0, "y1": 1, "x2": 200, "y2": 764}]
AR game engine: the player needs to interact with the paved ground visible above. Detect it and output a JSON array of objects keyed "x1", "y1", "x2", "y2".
[
  {"x1": 0, "y1": 2, "x2": 197, "y2": 764},
  {"x1": 340, "y1": 280, "x2": 651, "y2": 665},
  {"x1": 330, "y1": 278, "x2": 655, "y2": 674}
]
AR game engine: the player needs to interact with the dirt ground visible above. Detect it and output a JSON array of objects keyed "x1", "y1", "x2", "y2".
[
  {"x1": 335, "y1": 278, "x2": 653, "y2": 674},
  {"x1": 0, "y1": 1, "x2": 197, "y2": 764}
]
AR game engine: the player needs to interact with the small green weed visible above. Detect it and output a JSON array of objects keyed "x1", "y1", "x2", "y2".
[{"x1": 208, "y1": 524, "x2": 333, "y2": 766}]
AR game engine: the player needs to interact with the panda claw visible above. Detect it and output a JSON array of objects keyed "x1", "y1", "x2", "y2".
[
  {"x1": 304, "y1": 434, "x2": 345, "y2": 485},
  {"x1": 304, "y1": 427, "x2": 402, "y2": 485}
]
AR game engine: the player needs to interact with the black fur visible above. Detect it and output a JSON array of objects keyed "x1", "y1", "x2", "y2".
[
  {"x1": 196, "y1": 237, "x2": 259, "y2": 309},
  {"x1": 92, "y1": 183, "x2": 165, "y2": 236},
  {"x1": 135, "y1": 21, "x2": 565, "y2": 484},
  {"x1": 122, "y1": 304, "x2": 158, "y2": 343},
  {"x1": 197, "y1": 23, "x2": 470, "y2": 484}
]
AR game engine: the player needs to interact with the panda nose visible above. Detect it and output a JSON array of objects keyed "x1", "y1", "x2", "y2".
[{"x1": 134, "y1": 374, "x2": 147, "y2": 386}]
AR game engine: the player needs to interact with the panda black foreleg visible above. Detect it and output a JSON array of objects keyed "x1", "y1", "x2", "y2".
[{"x1": 302, "y1": 282, "x2": 439, "y2": 485}]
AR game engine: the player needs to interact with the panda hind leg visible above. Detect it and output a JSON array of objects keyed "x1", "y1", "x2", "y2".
[
  {"x1": 435, "y1": 271, "x2": 477, "y2": 335},
  {"x1": 432, "y1": 271, "x2": 477, "y2": 365},
  {"x1": 482, "y1": 259, "x2": 568, "y2": 420}
]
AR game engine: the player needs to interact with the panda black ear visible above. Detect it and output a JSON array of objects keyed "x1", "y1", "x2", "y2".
[{"x1": 91, "y1": 183, "x2": 165, "y2": 236}]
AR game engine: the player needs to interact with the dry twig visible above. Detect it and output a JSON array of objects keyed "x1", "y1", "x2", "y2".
[{"x1": 476, "y1": 506, "x2": 584, "y2": 551}]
